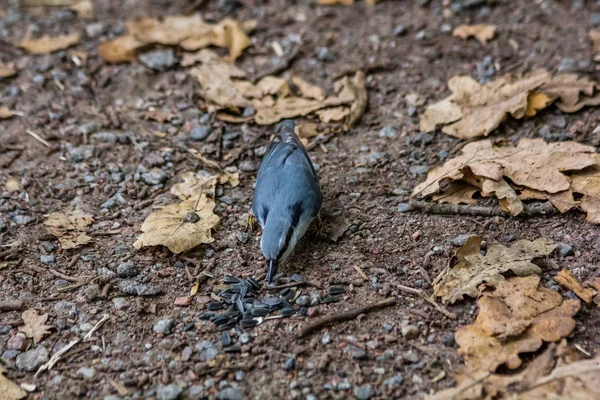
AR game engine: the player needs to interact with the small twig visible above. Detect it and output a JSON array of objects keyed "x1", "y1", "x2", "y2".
[
  {"x1": 396, "y1": 284, "x2": 457, "y2": 320},
  {"x1": 57, "y1": 277, "x2": 100, "y2": 292},
  {"x1": 353, "y1": 265, "x2": 369, "y2": 282},
  {"x1": 263, "y1": 281, "x2": 323, "y2": 291},
  {"x1": 299, "y1": 297, "x2": 396, "y2": 337},
  {"x1": 25, "y1": 130, "x2": 51, "y2": 147},
  {"x1": 396, "y1": 284, "x2": 423, "y2": 296},
  {"x1": 0, "y1": 300, "x2": 24, "y2": 312},
  {"x1": 84, "y1": 314, "x2": 109, "y2": 340},
  {"x1": 48, "y1": 269, "x2": 81, "y2": 283},
  {"x1": 66, "y1": 254, "x2": 80, "y2": 269},
  {"x1": 406, "y1": 199, "x2": 556, "y2": 218}
]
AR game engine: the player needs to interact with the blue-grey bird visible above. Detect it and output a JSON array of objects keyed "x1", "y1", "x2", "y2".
[{"x1": 252, "y1": 120, "x2": 322, "y2": 283}]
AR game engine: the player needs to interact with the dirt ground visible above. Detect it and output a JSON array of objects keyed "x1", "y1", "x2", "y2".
[{"x1": 2, "y1": 0, "x2": 600, "y2": 399}]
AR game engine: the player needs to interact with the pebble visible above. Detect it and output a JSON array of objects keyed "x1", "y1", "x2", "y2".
[
  {"x1": 353, "y1": 384, "x2": 374, "y2": 400},
  {"x1": 190, "y1": 126, "x2": 212, "y2": 141},
  {"x1": 77, "y1": 367, "x2": 96, "y2": 379},
  {"x1": 139, "y1": 49, "x2": 178, "y2": 71},
  {"x1": 40, "y1": 254, "x2": 55, "y2": 265},
  {"x1": 591, "y1": 13, "x2": 600, "y2": 27},
  {"x1": 7, "y1": 335, "x2": 25, "y2": 351},
  {"x1": 397, "y1": 203, "x2": 411, "y2": 213},
  {"x1": 117, "y1": 261, "x2": 138, "y2": 278},
  {"x1": 401, "y1": 325, "x2": 419, "y2": 340},
  {"x1": 285, "y1": 357, "x2": 296, "y2": 371},
  {"x1": 392, "y1": 24, "x2": 407, "y2": 36},
  {"x1": 317, "y1": 47, "x2": 335, "y2": 62},
  {"x1": 0, "y1": 220, "x2": 6, "y2": 232},
  {"x1": 112, "y1": 297, "x2": 128, "y2": 310},
  {"x1": 441, "y1": 332, "x2": 455, "y2": 347},
  {"x1": 408, "y1": 131, "x2": 434, "y2": 146},
  {"x1": 153, "y1": 318, "x2": 174, "y2": 335},
  {"x1": 409, "y1": 165, "x2": 429, "y2": 175},
  {"x1": 476, "y1": 55, "x2": 495, "y2": 83},
  {"x1": 68, "y1": 146, "x2": 94, "y2": 162},
  {"x1": 142, "y1": 170, "x2": 167, "y2": 185},
  {"x1": 16, "y1": 346, "x2": 49, "y2": 371},
  {"x1": 403, "y1": 351, "x2": 420, "y2": 363},
  {"x1": 379, "y1": 125, "x2": 398, "y2": 138},
  {"x1": 236, "y1": 231, "x2": 250, "y2": 244},
  {"x1": 41, "y1": 241, "x2": 55, "y2": 253},
  {"x1": 182, "y1": 346, "x2": 193, "y2": 362},
  {"x1": 449, "y1": 234, "x2": 471, "y2": 246},
  {"x1": 188, "y1": 386, "x2": 204, "y2": 397},
  {"x1": 322, "y1": 332, "x2": 331, "y2": 345},
  {"x1": 174, "y1": 297, "x2": 191, "y2": 307},
  {"x1": 295, "y1": 295, "x2": 309, "y2": 306},
  {"x1": 0, "y1": 325, "x2": 11, "y2": 335},
  {"x1": 118, "y1": 280, "x2": 162, "y2": 296},
  {"x1": 309, "y1": 291, "x2": 322, "y2": 306},
  {"x1": 156, "y1": 384, "x2": 183, "y2": 400},
  {"x1": 239, "y1": 333, "x2": 250, "y2": 344},
  {"x1": 557, "y1": 243, "x2": 573, "y2": 257},
  {"x1": 12, "y1": 215, "x2": 34, "y2": 225},
  {"x1": 93, "y1": 132, "x2": 117, "y2": 144},
  {"x1": 84, "y1": 284, "x2": 101, "y2": 301},
  {"x1": 217, "y1": 387, "x2": 244, "y2": 400},
  {"x1": 2, "y1": 350, "x2": 20, "y2": 360},
  {"x1": 383, "y1": 373, "x2": 404, "y2": 387},
  {"x1": 239, "y1": 160, "x2": 257, "y2": 172},
  {"x1": 344, "y1": 345, "x2": 367, "y2": 360}
]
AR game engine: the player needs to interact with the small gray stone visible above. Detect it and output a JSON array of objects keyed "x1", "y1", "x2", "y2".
[
  {"x1": 77, "y1": 367, "x2": 96, "y2": 379},
  {"x1": 409, "y1": 165, "x2": 429, "y2": 175},
  {"x1": 12, "y1": 215, "x2": 35, "y2": 225},
  {"x1": 153, "y1": 318, "x2": 174, "y2": 335},
  {"x1": 93, "y1": 132, "x2": 117, "y2": 144},
  {"x1": 309, "y1": 291, "x2": 322, "y2": 306},
  {"x1": 383, "y1": 373, "x2": 404, "y2": 388},
  {"x1": 239, "y1": 160, "x2": 257, "y2": 172},
  {"x1": 97, "y1": 267, "x2": 116, "y2": 278},
  {"x1": 117, "y1": 261, "x2": 138, "y2": 278},
  {"x1": 236, "y1": 231, "x2": 249, "y2": 244},
  {"x1": 40, "y1": 254, "x2": 55, "y2": 264},
  {"x1": 188, "y1": 386, "x2": 205, "y2": 397},
  {"x1": 239, "y1": 333, "x2": 250, "y2": 344},
  {"x1": 344, "y1": 345, "x2": 366, "y2": 360},
  {"x1": 68, "y1": 146, "x2": 94, "y2": 162},
  {"x1": 156, "y1": 384, "x2": 183, "y2": 400},
  {"x1": 353, "y1": 384, "x2": 374, "y2": 400},
  {"x1": 401, "y1": 325, "x2": 419, "y2": 340},
  {"x1": 0, "y1": 325, "x2": 11, "y2": 335},
  {"x1": 139, "y1": 49, "x2": 178, "y2": 71},
  {"x1": 322, "y1": 332, "x2": 331, "y2": 345},
  {"x1": 190, "y1": 126, "x2": 212, "y2": 141},
  {"x1": 476, "y1": 55, "x2": 495, "y2": 83},
  {"x1": 0, "y1": 220, "x2": 6, "y2": 232},
  {"x1": 295, "y1": 295, "x2": 309, "y2": 307},
  {"x1": 397, "y1": 203, "x2": 411, "y2": 213},
  {"x1": 2, "y1": 350, "x2": 20, "y2": 360},
  {"x1": 217, "y1": 387, "x2": 243, "y2": 400},
  {"x1": 41, "y1": 241, "x2": 55, "y2": 253},
  {"x1": 118, "y1": 280, "x2": 162, "y2": 297},
  {"x1": 379, "y1": 125, "x2": 398, "y2": 138},
  {"x1": 591, "y1": 13, "x2": 600, "y2": 27},
  {"x1": 449, "y1": 234, "x2": 471, "y2": 246},
  {"x1": 557, "y1": 243, "x2": 574, "y2": 257},
  {"x1": 142, "y1": 170, "x2": 167, "y2": 185},
  {"x1": 392, "y1": 24, "x2": 407, "y2": 36},
  {"x1": 84, "y1": 284, "x2": 101, "y2": 301},
  {"x1": 182, "y1": 346, "x2": 193, "y2": 361},
  {"x1": 16, "y1": 346, "x2": 49, "y2": 371},
  {"x1": 112, "y1": 297, "x2": 128, "y2": 310},
  {"x1": 103, "y1": 396, "x2": 122, "y2": 400},
  {"x1": 317, "y1": 47, "x2": 335, "y2": 62},
  {"x1": 235, "y1": 371, "x2": 245, "y2": 381},
  {"x1": 441, "y1": 332, "x2": 455, "y2": 347}
]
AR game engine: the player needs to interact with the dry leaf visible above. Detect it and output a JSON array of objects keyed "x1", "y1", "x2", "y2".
[
  {"x1": 68, "y1": 0, "x2": 93, "y2": 18},
  {"x1": 144, "y1": 110, "x2": 174, "y2": 123},
  {"x1": 517, "y1": 188, "x2": 578, "y2": 214},
  {"x1": 97, "y1": 35, "x2": 145, "y2": 63},
  {"x1": 432, "y1": 182, "x2": 479, "y2": 205},
  {"x1": 434, "y1": 236, "x2": 556, "y2": 304},
  {"x1": 554, "y1": 268, "x2": 594, "y2": 303},
  {"x1": 571, "y1": 166, "x2": 600, "y2": 223},
  {"x1": 455, "y1": 275, "x2": 579, "y2": 372},
  {"x1": 181, "y1": 48, "x2": 221, "y2": 67},
  {"x1": 413, "y1": 138, "x2": 598, "y2": 208},
  {"x1": 170, "y1": 171, "x2": 239, "y2": 201},
  {"x1": 18, "y1": 309, "x2": 53, "y2": 344},
  {"x1": 0, "y1": 63, "x2": 17, "y2": 79},
  {"x1": 0, "y1": 106, "x2": 13, "y2": 119},
  {"x1": 0, "y1": 365, "x2": 26, "y2": 400},
  {"x1": 452, "y1": 24, "x2": 497, "y2": 45},
  {"x1": 133, "y1": 194, "x2": 219, "y2": 253},
  {"x1": 5, "y1": 178, "x2": 23, "y2": 192},
  {"x1": 44, "y1": 209, "x2": 94, "y2": 250},
  {"x1": 421, "y1": 70, "x2": 600, "y2": 139},
  {"x1": 20, "y1": 32, "x2": 80, "y2": 54},
  {"x1": 292, "y1": 75, "x2": 326, "y2": 100}
]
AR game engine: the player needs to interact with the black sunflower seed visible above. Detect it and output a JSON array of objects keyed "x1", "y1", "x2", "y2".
[
  {"x1": 280, "y1": 306, "x2": 297, "y2": 317},
  {"x1": 183, "y1": 322, "x2": 195, "y2": 331},
  {"x1": 327, "y1": 286, "x2": 346, "y2": 295},
  {"x1": 218, "y1": 321, "x2": 237, "y2": 331},
  {"x1": 291, "y1": 274, "x2": 304, "y2": 282},
  {"x1": 263, "y1": 297, "x2": 283, "y2": 307},
  {"x1": 221, "y1": 331, "x2": 232, "y2": 346},
  {"x1": 251, "y1": 308, "x2": 270, "y2": 317},
  {"x1": 284, "y1": 357, "x2": 296, "y2": 371},
  {"x1": 247, "y1": 277, "x2": 261, "y2": 290},
  {"x1": 212, "y1": 315, "x2": 231, "y2": 326},
  {"x1": 198, "y1": 312, "x2": 215, "y2": 320},
  {"x1": 321, "y1": 296, "x2": 340, "y2": 304},
  {"x1": 240, "y1": 318, "x2": 259, "y2": 328},
  {"x1": 225, "y1": 345, "x2": 241, "y2": 353},
  {"x1": 280, "y1": 288, "x2": 291, "y2": 297},
  {"x1": 224, "y1": 275, "x2": 240, "y2": 284},
  {"x1": 298, "y1": 307, "x2": 308, "y2": 316},
  {"x1": 236, "y1": 298, "x2": 245, "y2": 313},
  {"x1": 282, "y1": 290, "x2": 296, "y2": 301},
  {"x1": 207, "y1": 302, "x2": 224, "y2": 311}
]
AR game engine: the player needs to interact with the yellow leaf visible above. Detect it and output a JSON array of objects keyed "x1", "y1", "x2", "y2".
[
  {"x1": 20, "y1": 32, "x2": 80, "y2": 54},
  {"x1": 452, "y1": 24, "x2": 497, "y2": 45},
  {"x1": 190, "y1": 281, "x2": 199, "y2": 296}
]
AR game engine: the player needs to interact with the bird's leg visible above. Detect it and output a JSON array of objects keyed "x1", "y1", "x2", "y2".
[{"x1": 315, "y1": 212, "x2": 327, "y2": 239}]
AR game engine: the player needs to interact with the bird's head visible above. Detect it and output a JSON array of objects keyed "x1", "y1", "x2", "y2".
[{"x1": 260, "y1": 217, "x2": 294, "y2": 283}]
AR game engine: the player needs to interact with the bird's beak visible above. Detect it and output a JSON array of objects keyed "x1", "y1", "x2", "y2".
[{"x1": 266, "y1": 260, "x2": 278, "y2": 284}]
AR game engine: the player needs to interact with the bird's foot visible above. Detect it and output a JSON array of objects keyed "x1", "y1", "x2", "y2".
[{"x1": 315, "y1": 213, "x2": 328, "y2": 239}]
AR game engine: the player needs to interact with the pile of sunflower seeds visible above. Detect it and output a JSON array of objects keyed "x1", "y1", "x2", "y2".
[{"x1": 199, "y1": 274, "x2": 346, "y2": 331}]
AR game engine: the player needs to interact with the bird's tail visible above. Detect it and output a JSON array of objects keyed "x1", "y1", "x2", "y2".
[{"x1": 275, "y1": 119, "x2": 304, "y2": 148}]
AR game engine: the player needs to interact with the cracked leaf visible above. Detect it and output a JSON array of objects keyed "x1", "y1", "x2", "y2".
[
  {"x1": 20, "y1": 32, "x2": 80, "y2": 54},
  {"x1": 455, "y1": 275, "x2": 579, "y2": 372},
  {"x1": 18, "y1": 309, "x2": 53, "y2": 344},
  {"x1": 44, "y1": 209, "x2": 94, "y2": 250},
  {"x1": 434, "y1": 236, "x2": 556, "y2": 304},
  {"x1": 452, "y1": 24, "x2": 497, "y2": 45},
  {"x1": 133, "y1": 194, "x2": 219, "y2": 253}
]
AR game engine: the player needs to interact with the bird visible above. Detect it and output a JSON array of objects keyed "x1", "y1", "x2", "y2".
[{"x1": 252, "y1": 119, "x2": 323, "y2": 284}]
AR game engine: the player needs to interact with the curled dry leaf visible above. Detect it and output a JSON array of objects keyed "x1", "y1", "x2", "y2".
[
  {"x1": 413, "y1": 138, "x2": 598, "y2": 216},
  {"x1": 20, "y1": 32, "x2": 80, "y2": 54},
  {"x1": 421, "y1": 69, "x2": 600, "y2": 139},
  {"x1": 452, "y1": 24, "x2": 497, "y2": 45},
  {"x1": 44, "y1": 209, "x2": 94, "y2": 250},
  {"x1": 133, "y1": 194, "x2": 219, "y2": 253},
  {"x1": 0, "y1": 365, "x2": 26, "y2": 400},
  {"x1": 554, "y1": 268, "x2": 594, "y2": 303},
  {"x1": 431, "y1": 182, "x2": 479, "y2": 205},
  {"x1": 170, "y1": 171, "x2": 239, "y2": 201},
  {"x1": 434, "y1": 236, "x2": 556, "y2": 304},
  {"x1": 98, "y1": 15, "x2": 254, "y2": 63},
  {"x1": 18, "y1": 309, "x2": 53, "y2": 344},
  {"x1": 570, "y1": 166, "x2": 600, "y2": 223},
  {"x1": 0, "y1": 63, "x2": 17, "y2": 79},
  {"x1": 455, "y1": 275, "x2": 580, "y2": 373}
]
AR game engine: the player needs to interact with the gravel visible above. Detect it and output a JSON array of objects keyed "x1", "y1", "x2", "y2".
[
  {"x1": 217, "y1": 387, "x2": 243, "y2": 400},
  {"x1": 118, "y1": 280, "x2": 163, "y2": 296},
  {"x1": 449, "y1": 234, "x2": 471, "y2": 246},
  {"x1": 156, "y1": 384, "x2": 183, "y2": 400},
  {"x1": 117, "y1": 261, "x2": 138, "y2": 278},
  {"x1": 139, "y1": 49, "x2": 178, "y2": 71},
  {"x1": 16, "y1": 346, "x2": 48, "y2": 371},
  {"x1": 353, "y1": 384, "x2": 375, "y2": 399},
  {"x1": 401, "y1": 325, "x2": 419, "y2": 340},
  {"x1": 153, "y1": 318, "x2": 174, "y2": 335},
  {"x1": 190, "y1": 126, "x2": 212, "y2": 141},
  {"x1": 557, "y1": 243, "x2": 574, "y2": 257},
  {"x1": 379, "y1": 125, "x2": 398, "y2": 138},
  {"x1": 142, "y1": 170, "x2": 167, "y2": 185},
  {"x1": 77, "y1": 367, "x2": 96, "y2": 379}
]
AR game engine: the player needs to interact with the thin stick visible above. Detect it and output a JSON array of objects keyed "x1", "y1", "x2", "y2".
[
  {"x1": 84, "y1": 314, "x2": 109, "y2": 340},
  {"x1": 406, "y1": 199, "x2": 556, "y2": 218},
  {"x1": 299, "y1": 297, "x2": 396, "y2": 337},
  {"x1": 57, "y1": 277, "x2": 100, "y2": 292},
  {"x1": 353, "y1": 265, "x2": 369, "y2": 282},
  {"x1": 263, "y1": 281, "x2": 323, "y2": 291},
  {"x1": 396, "y1": 284, "x2": 457, "y2": 320},
  {"x1": 25, "y1": 130, "x2": 50, "y2": 147},
  {"x1": 0, "y1": 300, "x2": 24, "y2": 312}
]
